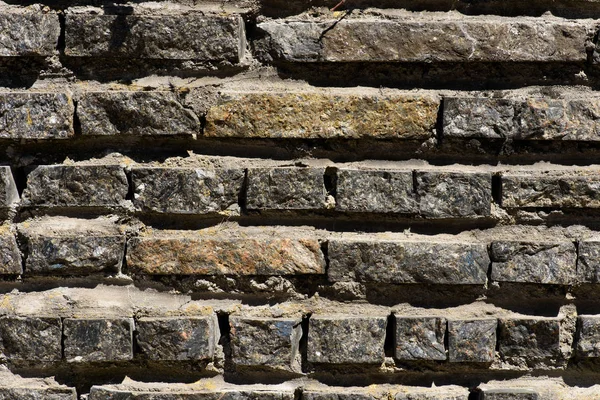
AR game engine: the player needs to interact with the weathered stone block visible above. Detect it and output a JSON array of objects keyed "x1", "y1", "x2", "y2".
[
  {"x1": 0, "y1": 9, "x2": 59, "y2": 56},
  {"x1": 578, "y1": 238, "x2": 600, "y2": 283},
  {"x1": 256, "y1": 18, "x2": 590, "y2": 63},
  {"x1": 0, "y1": 316, "x2": 61, "y2": 361},
  {"x1": 77, "y1": 91, "x2": 200, "y2": 136},
  {"x1": 0, "y1": 229, "x2": 21, "y2": 275},
  {"x1": 19, "y1": 217, "x2": 125, "y2": 275},
  {"x1": 304, "y1": 391, "x2": 381, "y2": 400},
  {"x1": 246, "y1": 167, "x2": 328, "y2": 210},
  {"x1": 136, "y1": 317, "x2": 215, "y2": 361},
  {"x1": 498, "y1": 318, "x2": 560, "y2": 359},
  {"x1": 204, "y1": 92, "x2": 438, "y2": 139},
  {"x1": 64, "y1": 318, "x2": 133, "y2": 362},
  {"x1": 132, "y1": 167, "x2": 244, "y2": 215},
  {"x1": 307, "y1": 316, "x2": 386, "y2": 364},
  {"x1": 448, "y1": 319, "x2": 497, "y2": 362},
  {"x1": 0, "y1": 93, "x2": 74, "y2": 139},
  {"x1": 443, "y1": 97, "x2": 516, "y2": 139},
  {"x1": 0, "y1": 370, "x2": 76, "y2": 399},
  {"x1": 395, "y1": 316, "x2": 446, "y2": 361},
  {"x1": 22, "y1": 165, "x2": 129, "y2": 208},
  {"x1": 416, "y1": 171, "x2": 492, "y2": 218},
  {"x1": 230, "y1": 317, "x2": 302, "y2": 371},
  {"x1": 89, "y1": 383, "x2": 295, "y2": 399},
  {"x1": 328, "y1": 236, "x2": 489, "y2": 284},
  {"x1": 481, "y1": 389, "x2": 539, "y2": 400},
  {"x1": 490, "y1": 240, "x2": 577, "y2": 284},
  {"x1": 65, "y1": 13, "x2": 244, "y2": 62},
  {"x1": 0, "y1": 167, "x2": 18, "y2": 212},
  {"x1": 577, "y1": 316, "x2": 600, "y2": 357},
  {"x1": 335, "y1": 169, "x2": 417, "y2": 214},
  {"x1": 127, "y1": 227, "x2": 325, "y2": 275},
  {"x1": 394, "y1": 387, "x2": 470, "y2": 400}
]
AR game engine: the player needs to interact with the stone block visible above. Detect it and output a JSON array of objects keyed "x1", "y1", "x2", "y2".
[
  {"x1": 416, "y1": 171, "x2": 492, "y2": 218},
  {"x1": 335, "y1": 169, "x2": 418, "y2": 214},
  {"x1": 498, "y1": 318, "x2": 560, "y2": 359},
  {"x1": 89, "y1": 383, "x2": 295, "y2": 399},
  {"x1": 136, "y1": 317, "x2": 216, "y2": 361},
  {"x1": 481, "y1": 389, "x2": 539, "y2": 399},
  {"x1": 0, "y1": 316, "x2": 62, "y2": 361},
  {"x1": 304, "y1": 392, "x2": 381, "y2": 400},
  {"x1": 394, "y1": 387, "x2": 470, "y2": 399},
  {"x1": 246, "y1": 167, "x2": 328, "y2": 211},
  {"x1": 65, "y1": 13, "x2": 244, "y2": 62},
  {"x1": 64, "y1": 318, "x2": 134, "y2": 362},
  {"x1": 448, "y1": 319, "x2": 497, "y2": 362},
  {"x1": 230, "y1": 317, "x2": 302, "y2": 371},
  {"x1": 0, "y1": 370, "x2": 76, "y2": 399},
  {"x1": 578, "y1": 238, "x2": 600, "y2": 283},
  {"x1": 490, "y1": 240, "x2": 577, "y2": 284},
  {"x1": 577, "y1": 316, "x2": 600, "y2": 357},
  {"x1": 0, "y1": 9, "x2": 59, "y2": 56},
  {"x1": 307, "y1": 316, "x2": 387, "y2": 364},
  {"x1": 132, "y1": 167, "x2": 244, "y2": 215},
  {"x1": 0, "y1": 93, "x2": 74, "y2": 139},
  {"x1": 127, "y1": 226, "x2": 325, "y2": 275},
  {"x1": 0, "y1": 230, "x2": 21, "y2": 275},
  {"x1": 328, "y1": 235, "x2": 489, "y2": 284},
  {"x1": 0, "y1": 167, "x2": 18, "y2": 213},
  {"x1": 204, "y1": 92, "x2": 438, "y2": 139},
  {"x1": 443, "y1": 97, "x2": 516, "y2": 140},
  {"x1": 394, "y1": 316, "x2": 446, "y2": 361}
]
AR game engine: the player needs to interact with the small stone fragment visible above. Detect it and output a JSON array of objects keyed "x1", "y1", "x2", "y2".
[
  {"x1": 395, "y1": 316, "x2": 446, "y2": 361},
  {"x1": 448, "y1": 319, "x2": 497, "y2": 362},
  {"x1": 64, "y1": 318, "x2": 134, "y2": 362}
]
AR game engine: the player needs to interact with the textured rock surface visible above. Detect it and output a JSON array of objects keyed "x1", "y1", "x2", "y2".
[
  {"x1": 307, "y1": 316, "x2": 387, "y2": 364},
  {"x1": 0, "y1": 317, "x2": 62, "y2": 361},
  {"x1": 481, "y1": 389, "x2": 539, "y2": 399},
  {"x1": 490, "y1": 240, "x2": 577, "y2": 284},
  {"x1": 448, "y1": 319, "x2": 497, "y2": 363},
  {"x1": 0, "y1": 369, "x2": 76, "y2": 399},
  {"x1": 498, "y1": 318, "x2": 561, "y2": 360},
  {"x1": 0, "y1": 93, "x2": 74, "y2": 139},
  {"x1": 132, "y1": 167, "x2": 244, "y2": 215},
  {"x1": 577, "y1": 316, "x2": 600, "y2": 357},
  {"x1": 0, "y1": 229, "x2": 22, "y2": 275},
  {"x1": 0, "y1": 10, "x2": 59, "y2": 56},
  {"x1": 577, "y1": 238, "x2": 600, "y2": 283},
  {"x1": 64, "y1": 318, "x2": 134, "y2": 362},
  {"x1": 443, "y1": 98, "x2": 516, "y2": 139},
  {"x1": 0, "y1": 167, "x2": 18, "y2": 213},
  {"x1": 204, "y1": 92, "x2": 438, "y2": 139},
  {"x1": 65, "y1": 13, "x2": 245, "y2": 61},
  {"x1": 328, "y1": 235, "x2": 489, "y2": 284},
  {"x1": 394, "y1": 316, "x2": 447, "y2": 361},
  {"x1": 77, "y1": 91, "x2": 200, "y2": 136}
]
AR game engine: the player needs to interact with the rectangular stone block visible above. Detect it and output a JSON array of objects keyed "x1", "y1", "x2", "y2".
[
  {"x1": 21, "y1": 164, "x2": 129, "y2": 208},
  {"x1": 307, "y1": 315, "x2": 387, "y2": 364},
  {"x1": 77, "y1": 91, "x2": 200, "y2": 136},
  {"x1": 0, "y1": 166, "x2": 18, "y2": 212},
  {"x1": 416, "y1": 171, "x2": 492, "y2": 218},
  {"x1": 498, "y1": 318, "x2": 560, "y2": 359},
  {"x1": 246, "y1": 167, "x2": 329, "y2": 211},
  {"x1": 490, "y1": 240, "x2": 577, "y2": 284},
  {"x1": 394, "y1": 316, "x2": 446, "y2": 361},
  {"x1": 577, "y1": 237, "x2": 600, "y2": 283},
  {"x1": 443, "y1": 97, "x2": 516, "y2": 140},
  {"x1": 65, "y1": 12, "x2": 244, "y2": 62},
  {"x1": 304, "y1": 391, "x2": 382, "y2": 400},
  {"x1": 19, "y1": 217, "x2": 125, "y2": 275},
  {"x1": 136, "y1": 317, "x2": 216, "y2": 361},
  {"x1": 127, "y1": 226, "x2": 326, "y2": 276},
  {"x1": 0, "y1": 370, "x2": 76, "y2": 399},
  {"x1": 256, "y1": 18, "x2": 591, "y2": 63},
  {"x1": 577, "y1": 316, "x2": 600, "y2": 357},
  {"x1": 335, "y1": 168, "x2": 417, "y2": 214},
  {"x1": 0, "y1": 316, "x2": 62, "y2": 361},
  {"x1": 328, "y1": 235, "x2": 489, "y2": 284},
  {"x1": 0, "y1": 229, "x2": 22, "y2": 274},
  {"x1": 230, "y1": 317, "x2": 302, "y2": 371},
  {"x1": 204, "y1": 92, "x2": 438, "y2": 139},
  {"x1": 448, "y1": 319, "x2": 497, "y2": 363},
  {"x1": 481, "y1": 389, "x2": 539, "y2": 400},
  {"x1": 0, "y1": 93, "x2": 74, "y2": 139},
  {"x1": 89, "y1": 383, "x2": 295, "y2": 399},
  {"x1": 132, "y1": 167, "x2": 244, "y2": 215},
  {"x1": 64, "y1": 318, "x2": 134, "y2": 362},
  {"x1": 394, "y1": 387, "x2": 470, "y2": 400},
  {"x1": 0, "y1": 9, "x2": 59, "y2": 56}
]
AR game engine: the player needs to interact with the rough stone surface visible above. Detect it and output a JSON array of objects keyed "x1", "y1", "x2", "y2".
[
  {"x1": 307, "y1": 316, "x2": 387, "y2": 364},
  {"x1": 498, "y1": 318, "x2": 561, "y2": 360},
  {"x1": 132, "y1": 167, "x2": 244, "y2": 215},
  {"x1": 230, "y1": 317, "x2": 302, "y2": 371},
  {"x1": 246, "y1": 167, "x2": 328, "y2": 211},
  {"x1": 416, "y1": 171, "x2": 492, "y2": 218},
  {"x1": 77, "y1": 91, "x2": 200, "y2": 136},
  {"x1": 136, "y1": 317, "x2": 215, "y2": 361},
  {"x1": 481, "y1": 390, "x2": 539, "y2": 399},
  {"x1": 127, "y1": 227, "x2": 326, "y2": 275},
  {"x1": 0, "y1": 317, "x2": 62, "y2": 361},
  {"x1": 0, "y1": 370, "x2": 76, "y2": 399},
  {"x1": 443, "y1": 98, "x2": 516, "y2": 139},
  {"x1": 0, "y1": 93, "x2": 74, "y2": 139},
  {"x1": 0, "y1": 230, "x2": 22, "y2": 275},
  {"x1": 328, "y1": 236, "x2": 489, "y2": 284},
  {"x1": 490, "y1": 240, "x2": 577, "y2": 284},
  {"x1": 256, "y1": 18, "x2": 591, "y2": 63},
  {"x1": 577, "y1": 238, "x2": 600, "y2": 283},
  {"x1": 204, "y1": 92, "x2": 438, "y2": 139},
  {"x1": 448, "y1": 319, "x2": 497, "y2": 363},
  {"x1": 335, "y1": 169, "x2": 417, "y2": 214},
  {"x1": 577, "y1": 316, "x2": 600, "y2": 357},
  {"x1": 63, "y1": 318, "x2": 134, "y2": 362},
  {"x1": 21, "y1": 165, "x2": 129, "y2": 208},
  {"x1": 65, "y1": 13, "x2": 244, "y2": 62},
  {"x1": 395, "y1": 316, "x2": 447, "y2": 361},
  {"x1": 0, "y1": 11, "x2": 59, "y2": 56},
  {"x1": 0, "y1": 167, "x2": 18, "y2": 213}
]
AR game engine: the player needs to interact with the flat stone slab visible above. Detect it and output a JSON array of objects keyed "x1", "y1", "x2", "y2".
[
  {"x1": 64, "y1": 318, "x2": 134, "y2": 362},
  {"x1": 0, "y1": 228, "x2": 21, "y2": 275},
  {"x1": 0, "y1": 316, "x2": 62, "y2": 361},
  {"x1": 394, "y1": 316, "x2": 447, "y2": 361},
  {"x1": 0, "y1": 7, "x2": 60, "y2": 56},
  {"x1": 448, "y1": 319, "x2": 497, "y2": 363},
  {"x1": 0, "y1": 369, "x2": 76, "y2": 399}
]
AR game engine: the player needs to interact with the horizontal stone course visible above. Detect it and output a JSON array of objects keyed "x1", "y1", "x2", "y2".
[{"x1": 0, "y1": 9, "x2": 60, "y2": 56}]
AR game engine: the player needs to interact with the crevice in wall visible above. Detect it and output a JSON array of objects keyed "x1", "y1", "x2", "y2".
[
  {"x1": 57, "y1": 12, "x2": 66, "y2": 54},
  {"x1": 323, "y1": 166, "x2": 337, "y2": 199},
  {"x1": 384, "y1": 313, "x2": 396, "y2": 358},
  {"x1": 11, "y1": 166, "x2": 27, "y2": 197},
  {"x1": 217, "y1": 312, "x2": 233, "y2": 372},
  {"x1": 238, "y1": 169, "x2": 248, "y2": 215},
  {"x1": 491, "y1": 173, "x2": 502, "y2": 205},
  {"x1": 435, "y1": 98, "x2": 444, "y2": 145},
  {"x1": 300, "y1": 313, "x2": 311, "y2": 374}
]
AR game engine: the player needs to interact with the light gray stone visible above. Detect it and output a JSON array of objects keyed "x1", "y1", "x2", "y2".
[
  {"x1": 481, "y1": 389, "x2": 539, "y2": 399},
  {"x1": 577, "y1": 238, "x2": 600, "y2": 283},
  {"x1": 64, "y1": 318, "x2": 134, "y2": 362},
  {"x1": 395, "y1": 316, "x2": 446, "y2": 361},
  {"x1": 0, "y1": 167, "x2": 18, "y2": 214},
  {"x1": 0, "y1": 316, "x2": 62, "y2": 361},
  {"x1": 448, "y1": 319, "x2": 497, "y2": 363},
  {"x1": 0, "y1": 10, "x2": 59, "y2": 56},
  {"x1": 0, "y1": 370, "x2": 76, "y2": 399},
  {"x1": 0, "y1": 230, "x2": 21, "y2": 275}
]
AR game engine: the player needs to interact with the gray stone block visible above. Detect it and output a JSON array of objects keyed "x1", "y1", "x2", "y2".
[
  {"x1": 448, "y1": 319, "x2": 497, "y2": 362},
  {"x1": 304, "y1": 393, "x2": 380, "y2": 400},
  {"x1": 0, "y1": 167, "x2": 18, "y2": 213},
  {"x1": 578, "y1": 238, "x2": 600, "y2": 282},
  {"x1": 577, "y1": 316, "x2": 600, "y2": 357},
  {"x1": 307, "y1": 316, "x2": 386, "y2": 364},
  {"x1": 0, "y1": 316, "x2": 62, "y2": 361},
  {"x1": 490, "y1": 240, "x2": 577, "y2": 284},
  {"x1": 230, "y1": 317, "x2": 302, "y2": 371},
  {"x1": 416, "y1": 171, "x2": 491, "y2": 218},
  {"x1": 443, "y1": 97, "x2": 516, "y2": 139},
  {"x1": 0, "y1": 9, "x2": 59, "y2": 56},
  {"x1": 498, "y1": 318, "x2": 560, "y2": 359},
  {"x1": 89, "y1": 386, "x2": 294, "y2": 399},
  {"x1": 136, "y1": 317, "x2": 215, "y2": 361},
  {"x1": 328, "y1": 237, "x2": 489, "y2": 284},
  {"x1": 335, "y1": 169, "x2": 417, "y2": 214},
  {"x1": 0, "y1": 231, "x2": 21, "y2": 275},
  {"x1": 64, "y1": 318, "x2": 134, "y2": 362},
  {"x1": 395, "y1": 316, "x2": 446, "y2": 361},
  {"x1": 481, "y1": 389, "x2": 539, "y2": 400},
  {"x1": 0, "y1": 370, "x2": 76, "y2": 399}
]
